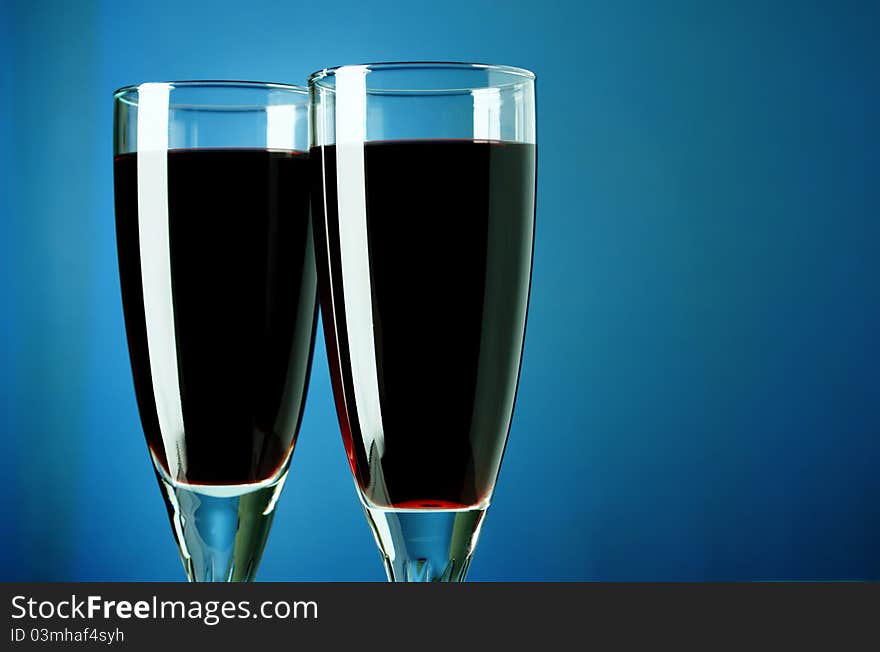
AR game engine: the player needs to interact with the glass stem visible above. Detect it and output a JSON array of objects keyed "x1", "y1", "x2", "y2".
[
  {"x1": 364, "y1": 506, "x2": 488, "y2": 582},
  {"x1": 155, "y1": 469, "x2": 288, "y2": 582}
]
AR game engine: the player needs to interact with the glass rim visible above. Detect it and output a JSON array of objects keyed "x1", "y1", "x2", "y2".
[
  {"x1": 308, "y1": 62, "x2": 536, "y2": 94},
  {"x1": 113, "y1": 80, "x2": 308, "y2": 107}
]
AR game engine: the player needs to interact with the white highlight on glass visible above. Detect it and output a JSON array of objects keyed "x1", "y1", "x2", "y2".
[
  {"x1": 472, "y1": 87, "x2": 501, "y2": 141},
  {"x1": 334, "y1": 67, "x2": 388, "y2": 472},
  {"x1": 266, "y1": 104, "x2": 296, "y2": 150},
  {"x1": 136, "y1": 82, "x2": 187, "y2": 481}
]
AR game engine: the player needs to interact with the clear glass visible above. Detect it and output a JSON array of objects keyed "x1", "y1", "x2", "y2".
[
  {"x1": 309, "y1": 62, "x2": 536, "y2": 581},
  {"x1": 113, "y1": 81, "x2": 316, "y2": 581}
]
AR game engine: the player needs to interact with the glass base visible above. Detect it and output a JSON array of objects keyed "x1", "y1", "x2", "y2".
[
  {"x1": 364, "y1": 505, "x2": 488, "y2": 582},
  {"x1": 155, "y1": 470, "x2": 288, "y2": 582}
]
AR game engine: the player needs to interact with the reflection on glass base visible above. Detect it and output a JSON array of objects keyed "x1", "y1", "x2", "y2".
[
  {"x1": 155, "y1": 468, "x2": 288, "y2": 582},
  {"x1": 364, "y1": 505, "x2": 488, "y2": 582}
]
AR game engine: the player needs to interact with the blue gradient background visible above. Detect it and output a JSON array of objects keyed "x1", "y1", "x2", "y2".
[{"x1": 1, "y1": 0, "x2": 878, "y2": 581}]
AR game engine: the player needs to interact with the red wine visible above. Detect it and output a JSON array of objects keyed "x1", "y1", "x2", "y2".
[
  {"x1": 114, "y1": 148, "x2": 317, "y2": 486},
  {"x1": 311, "y1": 140, "x2": 535, "y2": 509}
]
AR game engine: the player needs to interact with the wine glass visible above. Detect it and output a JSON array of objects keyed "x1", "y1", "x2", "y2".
[
  {"x1": 309, "y1": 63, "x2": 536, "y2": 581},
  {"x1": 113, "y1": 81, "x2": 316, "y2": 581}
]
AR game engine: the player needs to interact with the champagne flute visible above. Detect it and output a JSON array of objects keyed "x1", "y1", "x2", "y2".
[
  {"x1": 113, "y1": 81, "x2": 316, "y2": 581},
  {"x1": 309, "y1": 63, "x2": 536, "y2": 581}
]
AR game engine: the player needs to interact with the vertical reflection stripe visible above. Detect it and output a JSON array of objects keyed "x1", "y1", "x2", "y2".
[
  {"x1": 136, "y1": 83, "x2": 186, "y2": 481},
  {"x1": 266, "y1": 104, "x2": 296, "y2": 150},
  {"x1": 334, "y1": 68, "x2": 387, "y2": 466},
  {"x1": 472, "y1": 87, "x2": 501, "y2": 141}
]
